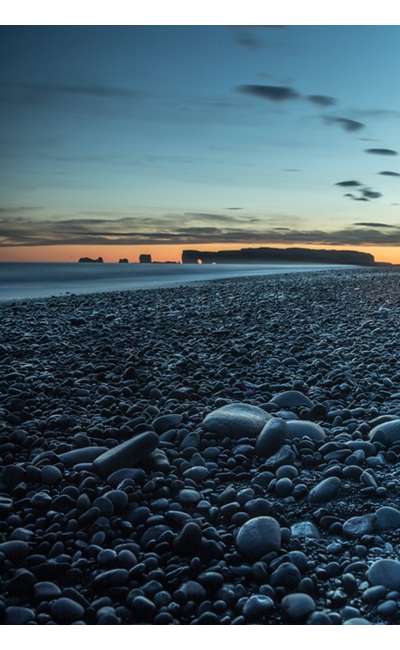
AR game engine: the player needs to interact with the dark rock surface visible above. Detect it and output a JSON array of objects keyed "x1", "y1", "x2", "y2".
[{"x1": 2, "y1": 269, "x2": 400, "y2": 624}]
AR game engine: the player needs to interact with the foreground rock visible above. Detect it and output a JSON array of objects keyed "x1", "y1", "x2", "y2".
[
  {"x1": 202, "y1": 403, "x2": 271, "y2": 437},
  {"x1": 93, "y1": 431, "x2": 159, "y2": 476},
  {"x1": 236, "y1": 516, "x2": 281, "y2": 559}
]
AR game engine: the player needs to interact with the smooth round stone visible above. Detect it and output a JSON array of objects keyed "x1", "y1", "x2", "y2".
[
  {"x1": 5, "y1": 606, "x2": 35, "y2": 624},
  {"x1": 51, "y1": 597, "x2": 84, "y2": 623},
  {"x1": 242, "y1": 595, "x2": 274, "y2": 621},
  {"x1": 183, "y1": 466, "x2": 209, "y2": 482},
  {"x1": 377, "y1": 600, "x2": 397, "y2": 617},
  {"x1": 368, "y1": 559, "x2": 400, "y2": 590},
  {"x1": 369, "y1": 420, "x2": 400, "y2": 447},
  {"x1": 275, "y1": 477, "x2": 293, "y2": 497},
  {"x1": 93, "y1": 569, "x2": 129, "y2": 590},
  {"x1": 103, "y1": 489, "x2": 128, "y2": 512},
  {"x1": 375, "y1": 506, "x2": 400, "y2": 530},
  {"x1": 40, "y1": 465, "x2": 62, "y2": 485},
  {"x1": 281, "y1": 593, "x2": 316, "y2": 622},
  {"x1": 344, "y1": 618, "x2": 371, "y2": 625},
  {"x1": 153, "y1": 414, "x2": 182, "y2": 434},
  {"x1": 309, "y1": 477, "x2": 341, "y2": 503},
  {"x1": 236, "y1": 516, "x2": 281, "y2": 560},
  {"x1": 131, "y1": 595, "x2": 156, "y2": 622},
  {"x1": 343, "y1": 514, "x2": 375, "y2": 538},
  {"x1": 270, "y1": 562, "x2": 301, "y2": 589},
  {"x1": 255, "y1": 418, "x2": 287, "y2": 458},
  {"x1": 202, "y1": 403, "x2": 271, "y2": 437},
  {"x1": 291, "y1": 521, "x2": 320, "y2": 539},
  {"x1": 286, "y1": 420, "x2": 326, "y2": 443},
  {"x1": 34, "y1": 581, "x2": 62, "y2": 600},
  {"x1": 108, "y1": 468, "x2": 145, "y2": 487},
  {"x1": 0, "y1": 540, "x2": 30, "y2": 562},
  {"x1": 271, "y1": 390, "x2": 313, "y2": 409},
  {"x1": 178, "y1": 488, "x2": 201, "y2": 505}
]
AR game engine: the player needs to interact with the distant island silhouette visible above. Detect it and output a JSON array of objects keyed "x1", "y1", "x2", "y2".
[
  {"x1": 182, "y1": 247, "x2": 375, "y2": 266},
  {"x1": 78, "y1": 257, "x2": 104, "y2": 263}
]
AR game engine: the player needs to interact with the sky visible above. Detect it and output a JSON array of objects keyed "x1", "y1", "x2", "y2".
[{"x1": 1, "y1": 25, "x2": 400, "y2": 263}]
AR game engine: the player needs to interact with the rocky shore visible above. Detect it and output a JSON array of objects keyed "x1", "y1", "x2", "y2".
[{"x1": 3, "y1": 269, "x2": 400, "y2": 624}]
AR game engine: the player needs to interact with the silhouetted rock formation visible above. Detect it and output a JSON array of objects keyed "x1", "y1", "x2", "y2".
[
  {"x1": 119, "y1": 258, "x2": 129, "y2": 263},
  {"x1": 78, "y1": 257, "x2": 104, "y2": 263},
  {"x1": 139, "y1": 254, "x2": 152, "y2": 263},
  {"x1": 182, "y1": 247, "x2": 375, "y2": 266}
]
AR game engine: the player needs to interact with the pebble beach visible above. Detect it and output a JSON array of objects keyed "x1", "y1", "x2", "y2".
[{"x1": 3, "y1": 269, "x2": 400, "y2": 624}]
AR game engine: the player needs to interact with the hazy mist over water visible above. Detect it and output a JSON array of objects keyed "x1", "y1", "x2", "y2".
[{"x1": 0, "y1": 263, "x2": 354, "y2": 301}]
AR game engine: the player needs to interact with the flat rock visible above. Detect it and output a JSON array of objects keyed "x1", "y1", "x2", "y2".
[
  {"x1": 291, "y1": 521, "x2": 320, "y2": 539},
  {"x1": 202, "y1": 402, "x2": 271, "y2": 437},
  {"x1": 343, "y1": 514, "x2": 375, "y2": 537},
  {"x1": 93, "y1": 431, "x2": 159, "y2": 477}
]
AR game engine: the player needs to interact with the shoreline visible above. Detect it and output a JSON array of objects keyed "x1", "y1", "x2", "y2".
[
  {"x1": 2, "y1": 269, "x2": 400, "y2": 624},
  {"x1": 0, "y1": 264, "x2": 370, "y2": 305}
]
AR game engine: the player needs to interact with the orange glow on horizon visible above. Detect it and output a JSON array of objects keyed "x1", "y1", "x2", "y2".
[{"x1": 0, "y1": 243, "x2": 399, "y2": 264}]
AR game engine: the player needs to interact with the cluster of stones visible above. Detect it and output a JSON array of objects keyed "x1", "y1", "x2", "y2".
[{"x1": 2, "y1": 271, "x2": 400, "y2": 624}]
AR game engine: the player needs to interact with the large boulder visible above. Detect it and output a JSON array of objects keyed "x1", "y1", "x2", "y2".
[
  {"x1": 202, "y1": 403, "x2": 271, "y2": 437},
  {"x1": 93, "y1": 432, "x2": 158, "y2": 477},
  {"x1": 236, "y1": 516, "x2": 281, "y2": 559}
]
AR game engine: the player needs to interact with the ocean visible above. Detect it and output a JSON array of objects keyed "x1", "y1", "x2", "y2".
[{"x1": 0, "y1": 262, "x2": 355, "y2": 301}]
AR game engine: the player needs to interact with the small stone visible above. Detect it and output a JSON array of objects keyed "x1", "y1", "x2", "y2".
[
  {"x1": 281, "y1": 593, "x2": 316, "y2": 622},
  {"x1": 40, "y1": 465, "x2": 62, "y2": 485},
  {"x1": 343, "y1": 514, "x2": 375, "y2": 538},
  {"x1": 291, "y1": 521, "x2": 320, "y2": 539},
  {"x1": 309, "y1": 477, "x2": 341, "y2": 503},
  {"x1": 369, "y1": 420, "x2": 400, "y2": 447},
  {"x1": 271, "y1": 390, "x2": 313, "y2": 409},
  {"x1": 255, "y1": 417, "x2": 287, "y2": 458},
  {"x1": 286, "y1": 420, "x2": 326, "y2": 443},
  {"x1": 243, "y1": 595, "x2": 274, "y2": 621},
  {"x1": 51, "y1": 597, "x2": 84, "y2": 623},
  {"x1": 375, "y1": 506, "x2": 400, "y2": 530},
  {"x1": 368, "y1": 559, "x2": 400, "y2": 590}
]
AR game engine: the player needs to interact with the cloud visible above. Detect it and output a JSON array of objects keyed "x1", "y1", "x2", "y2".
[
  {"x1": 362, "y1": 188, "x2": 382, "y2": 199},
  {"x1": 354, "y1": 222, "x2": 398, "y2": 228},
  {"x1": 4, "y1": 214, "x2": 400, "y2": 248},
  {"x1": 324, "y1": 116, "x2": 365, "y2": 132},
  {"x1": 306, "y1": 94, "x2": 336, "y2": 107},
  {"x1": 238, "y1": 84, "x2": 300, "y2": 102},
  {"x1": 234, "y1": 29, "x2": 265, "y2": 50},
  {"x1": 335, "y1": 180, "x2": 361, "y2": 187},
  {"x1": 0, "y1": 81, "x2": 139, "y2": 101},
  {"x1": 366, "y1": 148, "x2": 398, "y2": 155},
  {"x1": 379, "y1": 170, "x2": 400, "y2": 177}
]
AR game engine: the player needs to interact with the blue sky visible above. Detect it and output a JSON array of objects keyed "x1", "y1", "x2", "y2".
[{"x1": 1, "y1": 25, "x2": 400, "y2": 256}]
